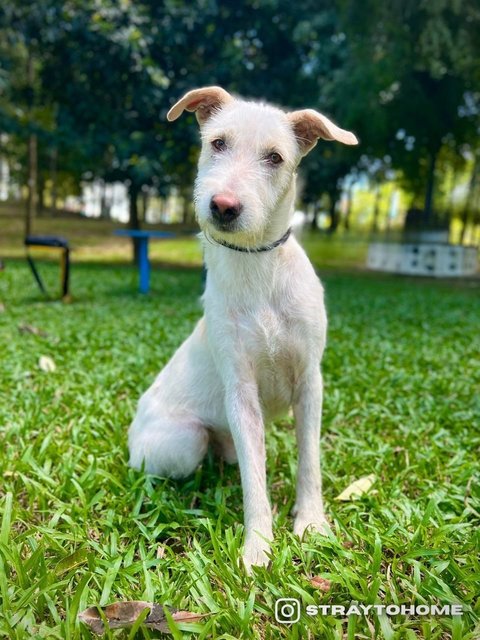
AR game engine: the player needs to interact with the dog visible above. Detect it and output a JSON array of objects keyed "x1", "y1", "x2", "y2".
[{"x1": 128, "y1": 87, "x2": 358, "y2": 570}]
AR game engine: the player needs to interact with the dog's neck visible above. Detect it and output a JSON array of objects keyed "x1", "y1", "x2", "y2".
[
  {"x1": 201, "y1": 182, "x2": 297, "y2": 304},
  {"x1": 203, "y1": 234, "x2": 293, "y2": 303},
  {"x1": 202, "y1": 228, "x2": 295, "y2": 308}
]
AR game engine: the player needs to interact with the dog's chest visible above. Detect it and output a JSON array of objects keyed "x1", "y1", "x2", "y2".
[{"x1": 239, "y1": 305, "x2": 298, "y2": 414}]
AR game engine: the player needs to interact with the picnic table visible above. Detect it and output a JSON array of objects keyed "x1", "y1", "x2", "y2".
[{"x1": 114, "y1": 229, "x2": 176, "y2": 293}]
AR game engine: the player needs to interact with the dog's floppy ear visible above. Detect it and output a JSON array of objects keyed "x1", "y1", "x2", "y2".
[
  {"x1": 287, "y1": 109, "x2": 358, "y2": 154},
  {"x1": 167, "y1": 86, "x2": 233, "y2": 125}
]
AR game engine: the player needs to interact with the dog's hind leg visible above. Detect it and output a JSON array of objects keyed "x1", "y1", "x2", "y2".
[
  {"x1": 210, "y1": 430, "x2": 238, "y2": 464},
  {"x1": 128, "y1": 414, "x2": 209, "y2": 479}
]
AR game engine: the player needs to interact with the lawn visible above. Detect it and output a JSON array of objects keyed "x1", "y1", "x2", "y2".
[{"x1": 0, "y1": 242, "x2": 479, "y2": 638}]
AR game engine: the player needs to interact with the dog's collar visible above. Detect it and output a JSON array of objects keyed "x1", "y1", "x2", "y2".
[{"x1": 213, "y1": 227, "x2": 292, "y2": 253}]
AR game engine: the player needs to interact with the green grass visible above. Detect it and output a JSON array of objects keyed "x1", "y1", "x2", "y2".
[{"x1": 0, "y1": 249, "x2": 479, "y2": 638}]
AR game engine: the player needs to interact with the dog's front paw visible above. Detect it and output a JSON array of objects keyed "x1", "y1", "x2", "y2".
[
  {"x1": 293, "y1": 511, "x2": 330, "y2": 539},
  {"x1": 242, "y1": 533, "x2": 272, "y2": 573}
]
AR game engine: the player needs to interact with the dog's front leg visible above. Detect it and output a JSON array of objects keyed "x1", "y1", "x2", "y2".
[
  {"x1": 225, "y1": 383, "x2": 273, "y2": 571},
  {"x1": 293, "y1": 366, "x2": 329, "y2": 537}
]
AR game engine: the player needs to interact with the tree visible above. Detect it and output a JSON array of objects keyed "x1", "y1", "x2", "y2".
[{"x1": 338, "y1": 0, "x2": 480, "y2": 230}]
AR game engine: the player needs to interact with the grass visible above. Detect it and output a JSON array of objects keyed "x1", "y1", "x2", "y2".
[{"x1": 0, "y1": 231, "x2": 479, "y2": 638}]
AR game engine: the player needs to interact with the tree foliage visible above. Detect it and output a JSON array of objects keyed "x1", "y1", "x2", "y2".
[{"x1": 0, "y1": 0, "x2": 479, "y2": 236}]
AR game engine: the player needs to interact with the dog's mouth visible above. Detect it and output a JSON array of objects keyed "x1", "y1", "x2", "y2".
[
  {"x1": 202, "y1": 217, "x2": 257, "y2": 248},
  {"x1": 210, "y1": 217, "x2": 239, "y2": 233}
]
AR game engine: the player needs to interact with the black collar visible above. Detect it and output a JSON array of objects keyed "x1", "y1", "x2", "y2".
[{"x1": 214, "y1": 227, "x2": 292, "y2": 253}]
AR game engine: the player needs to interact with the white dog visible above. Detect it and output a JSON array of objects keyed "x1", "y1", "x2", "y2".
[{"x1": 128, "y1": 87, "x2": 358, "y2": 570}]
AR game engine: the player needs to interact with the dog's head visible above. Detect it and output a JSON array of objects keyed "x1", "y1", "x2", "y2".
[{"x1": 168, "y1": 86, "x2": 358, "y2": 247}]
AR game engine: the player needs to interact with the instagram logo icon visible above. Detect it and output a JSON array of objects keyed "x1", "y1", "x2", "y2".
[{"x1": 275, "y1": 598, "x2": 301, "y2": 624}]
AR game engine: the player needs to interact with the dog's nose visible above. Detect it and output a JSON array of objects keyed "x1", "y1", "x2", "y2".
[{"x1": 210, "y1": 194, "x2": 242, "y2": 223}]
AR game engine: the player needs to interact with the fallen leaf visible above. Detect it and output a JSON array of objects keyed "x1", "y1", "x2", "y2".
[
  {"x1": 88, "y1": 529, "x2": 101, "y2": 542},
  {"x1": 78, "y1": 601, "x2": 209, "y2": 635},
  {"x1": 19, "y1": 323, "x2": 49, "y2": 337},
  {"x1": 309, "y1": 576, "x2": 331, "y2": 592},
  {"x1": 79, "y1": 602, "x2": 161, "y2": 634},
  {"x1": 342, "y1": 540, "x2": 354, "y2": 549},
  {"x1": 156, "y1": 544, "x2": 166, "y2": 559},
  {"x1": 335, "y1": 473, "x2": 376, "y2": 501},
  {"x1": 171, "y1": 610, "x2": 209, "y2": 625},
  {"x1": 0, "y1": 302, "x2": 5, "y2": 313},
  {"x1": 39, "y1": 355, "x2": 56, "y2": 372}
]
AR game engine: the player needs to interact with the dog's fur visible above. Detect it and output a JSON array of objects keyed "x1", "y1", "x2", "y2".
[{"x1": 128, "y1": 87, "x2": 358, "y2": 570}]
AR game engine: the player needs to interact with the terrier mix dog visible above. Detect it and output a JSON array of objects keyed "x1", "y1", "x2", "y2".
[{"x1": 128, "y1": 87, "x2": 358, "y2": 570}]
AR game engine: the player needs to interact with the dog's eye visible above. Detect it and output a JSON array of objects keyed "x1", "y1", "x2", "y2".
[
  {"x1": 266, "y1": 152, "x2": 283, "y2": 165},
  {"x1": 211, "y1": 139, "x2": 226, "y2": 152}
]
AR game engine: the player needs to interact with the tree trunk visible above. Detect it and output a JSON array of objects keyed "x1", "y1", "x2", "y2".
[
  {"x1": 37, "y1": 173, "x2": 45, "y2": 216},
  {"x1": 50, "y1": 147, "x2": 58, "y2": 214},
  {"x1": 25, "y1": 49, "x2": 37, "y2": 237},
  {"x1": 180, "y1": 188, "x2": 194, "y2": 224},
  {"x1": 328, "y1": 192, "x2": 339, "y2": 233},
  {"x1": 0, "y1": 134, "x2": 7, "y2": 199},
  {"x1": 310, "y1": 201, "x2": 320, "y2": 230},
  {"x1": 459, "y1": 156, "x2": 479, "y2": 245},
  {"x1": 129, "y1": 182, "x2": 141, "y2": 265},
  {"x1": 141, "y1": 190, "x2": 149, "y2": 223},
  {"x1": 385, "y1": 189, "x2": 396, "y2": 237},
  {"x1": 182, "y1": 197, "x2": 189, "y2": 224},
  {"x1": 371, "y1": 183, "x2": 381, "y2": 233},
  {"x1": 424, "y1": 148, "x2": 438, "y2": 227},
  {"x1": 444, "y1": 165, "x2": 458, "y2": 239},
  {"x1": 25, "y1": 133, "x2": 37, "y2": 237},
  {"x1": 343, "y1": 183, "x2": 354, "y2": 231},
  {"x1": 100, "y1": 181, "x2": 111, "y2": 219}
]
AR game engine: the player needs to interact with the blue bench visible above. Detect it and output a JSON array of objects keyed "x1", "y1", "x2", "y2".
[{"x1": 114, "y1": 229, "x2": 176, "y2": 293}]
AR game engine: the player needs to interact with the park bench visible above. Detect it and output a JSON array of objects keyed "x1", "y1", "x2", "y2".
[
  {"x1": 114, "y1": 229, "x2": 177, "y2": 293},
  {"x1": 25, "y1": 235, "x2": 71, "y2": 301}
]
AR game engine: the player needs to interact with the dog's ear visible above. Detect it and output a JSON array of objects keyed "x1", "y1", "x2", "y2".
[
  {"x1": 167, "y1": 86, "x2": 233, "y2": 125},
  {"x1": 287, "y1": 109, "x2": 358, "y2": 154}
]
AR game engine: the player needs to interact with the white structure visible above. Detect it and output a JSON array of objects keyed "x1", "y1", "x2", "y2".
[
  {"x1": 81, "y1": 181, "x2": 129, "y2": 221},
  {"x1": 368, "y1": 242, "x2": 478, "y2": 277}
]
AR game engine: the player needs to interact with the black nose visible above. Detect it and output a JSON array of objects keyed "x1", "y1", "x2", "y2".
[{"x1": 210, "y1": 195, "x2": 242, "y2": 224}]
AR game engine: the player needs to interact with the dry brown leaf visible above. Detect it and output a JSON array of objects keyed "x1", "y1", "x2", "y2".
[
  {"x1": 78, "y1": 601, "x2": 209, "y2": 635},
  {"x1": 19, "y1": 323, "x2": 49, "y2": 337},
  {"x1": 309, "y1": 576, "x2": 332, "y2": 592},
  {"x1": 79, "y1": 602, "x2": 165, "y2": 634},
  {"x1": 39, "y1": 355, "x2": 56, "y2": 372},
  {"x1": 171, "y1": 611, "x2": 210, "y2": 625},
  {"x1": 156, "y1": 544, "x2": 166, "y2": 559},
  {"x1": 335, "y1": 474, "x2": 376, "y2": 501},
  {"x1": 0, "y1": 302, "x2": 5, "y2": 313}
]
